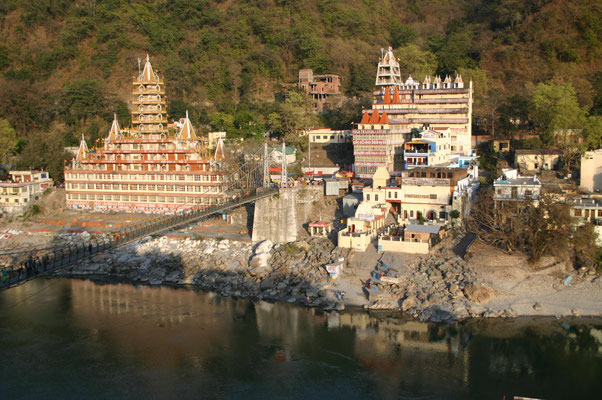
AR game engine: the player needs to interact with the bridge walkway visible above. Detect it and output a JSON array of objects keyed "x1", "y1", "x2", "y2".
[{"x1": 0, "y1": 187, "x2": 278, "y2": 291}]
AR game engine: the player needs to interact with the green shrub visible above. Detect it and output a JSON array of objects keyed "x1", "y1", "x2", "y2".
[{"x1": 282, "y1": 243, "x2": 301, "y2": 255}]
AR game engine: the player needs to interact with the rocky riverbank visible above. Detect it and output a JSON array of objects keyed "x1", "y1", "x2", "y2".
[
  {"x1": 54, "y1": 235, "x2": 602, "y2": 323},
  {"x1": 55, "y1": 236, "x2": 349, "y2": 311}
]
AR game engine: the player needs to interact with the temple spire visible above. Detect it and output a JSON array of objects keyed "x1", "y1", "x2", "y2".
[
  {"x1": 106, "y1": 113, "x2": 121, "y2": 142},
  {"x1": 76, "y1": 134, "x2": 89, "y2": 162},
  {"x1": 392, "y1": 86, "x2": 400, "y2": 103},
  {"x1": 140, "y1": 54, "x2": 158, "y2": 82},
  {"x1": 178, "y1": 110, "x2": 198, "y2": 141},
  {"x1": 213, "y1": 137, "x2": 225, "y2": 163},
  {"x1": 383, "y1": 86, "x2": 391, "y2": 104}
]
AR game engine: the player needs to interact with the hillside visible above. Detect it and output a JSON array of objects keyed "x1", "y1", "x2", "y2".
[{"x1": 0, "y1": 0, "x2": 600, "y2": 181}]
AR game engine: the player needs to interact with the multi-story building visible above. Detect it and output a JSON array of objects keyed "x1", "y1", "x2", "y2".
[
  {"x1": 580, "y1": 149, "x2": 602, "y2": 193},
  {"x1": 362, "y1": 164, "x2": 479, "y2": 224},
  {"x1": 353, "y1": 47, "x2": 473, "y2": 179},
  {"x1": 0, "y1": 171, "x2": 53, "y2": 216},
  {"x1": 353, "y1": 110, "x2": 405, "y2": 178},
  {"x1": 65, "y1": 56, "x2": 226, "y2": 214},
  {"x1": 298, "y1": 69, "x2": 341, "y2": 112}
]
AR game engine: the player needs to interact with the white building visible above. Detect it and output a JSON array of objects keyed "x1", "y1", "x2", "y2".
[
  {"x1": 580, "y1": 149, "x2": 602, "y2": 193},
  {"x1": 308, "y1": 128, "x2": 352, "y2": 144},
  {"x1": 403, "y1": 128, "x2": 452, "y2": 168},
  {"x1": 493, "y1": 169, "x2": 541, "y2": 203},
  {"x1": 0, "y1": 171, "x2": 53, "y2": 217}
]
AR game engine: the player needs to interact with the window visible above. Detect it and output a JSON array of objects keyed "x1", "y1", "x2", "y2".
[
  {"x1": 574, "y1": 209, "x2": 582, "y2": 217},
  {"x1": 375, "y1": 195, "x2": 379, "y2": 202},
  {"x1": 366, "y1": 194, "x2": 370, "y2": 201}
]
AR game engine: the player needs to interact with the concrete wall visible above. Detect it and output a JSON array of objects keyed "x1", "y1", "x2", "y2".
[
  {"x1": 252, "y1": 188, "x2": 298, "y2": 244},
  {"x1": 377, "y1": 238, "x2": 430, "y2": 254}
]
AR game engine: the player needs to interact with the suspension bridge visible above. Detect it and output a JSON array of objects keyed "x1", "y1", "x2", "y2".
[{"x1": 0, "y1": 142, "x2": 290, "y2": 290}]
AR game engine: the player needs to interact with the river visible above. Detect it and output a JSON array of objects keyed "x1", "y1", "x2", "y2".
[{"x1": 1, "y1": 278, "x2": 600, "y2": 400}]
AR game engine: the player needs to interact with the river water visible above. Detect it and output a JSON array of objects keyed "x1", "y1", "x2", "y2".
[{"x1": 1, "y1": 278, "x2": 600, "y2": 400}]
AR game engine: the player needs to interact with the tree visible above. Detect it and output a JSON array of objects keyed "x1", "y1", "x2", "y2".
[
  {"x1": 582, "y1": 116, "x2": 602, "y2": 151},
  {"x1": 59, "y1": 79, "x2": 108, "y2": 125},
  {"x1": 279, "y1": 91, "x2": 318, "y2": 151},
  {"x1": 467, "y1": 190, "x2": 574, "y2": 263},
  {"x1": 395, "y1": 44, "x2": 437, "y2": 80},
  {"x1": 208, "y1": 112, "x2": 235, "y2": 133},
  {"x1": 529, "y1": 83, "x2": 587, "y2": 145},
  {"x1": 168, "y1": 99, "x2": 190, "y2": 121},
  {"x1": 0, "y1": 118, "x2": 17, "y2": 163},
  {"x1": 389, "y1": 23, "x2": 416, "y2": 48}
]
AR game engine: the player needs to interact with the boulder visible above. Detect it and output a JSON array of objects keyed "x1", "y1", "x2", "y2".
[
  {"x1": 401, "y1": 296, "x2": 417, "y2": 311},
  {"x1": 249, "y1": 252, "x2": 270, "y2": 268},
  {"x1": 260, "y1": 277, "x2": 275, "y2": 290},
  {"x1": 255, "y1": 240, "x2": 273, "y2": 254},
  {"x1": 463, "y1": 283, "x2": 494, "y2": 304}
]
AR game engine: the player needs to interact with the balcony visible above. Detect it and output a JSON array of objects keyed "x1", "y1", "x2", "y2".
[{"x1": 132, "y1": 89, "x2": 166, "y2": 95}]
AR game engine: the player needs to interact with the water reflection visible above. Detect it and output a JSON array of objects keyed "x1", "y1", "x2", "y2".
[{"x1": 1, "y1": 278, "x2": 601, "y2": 400}]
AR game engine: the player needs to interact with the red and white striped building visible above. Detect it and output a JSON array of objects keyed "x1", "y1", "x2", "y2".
[{"x1": 65, "y1": 56, "x2": 226, "y2": 214}]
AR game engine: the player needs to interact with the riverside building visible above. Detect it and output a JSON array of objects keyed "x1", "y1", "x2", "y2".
[
  {"x1": 353, "y1": 47, "x2": 473, "y2": 179},
  {"x1": 65, "y1": 56, "x2": 226, "y2": 213},
  {"x1": 0, "y1": 171, "x2": 52, "y2": 217}
]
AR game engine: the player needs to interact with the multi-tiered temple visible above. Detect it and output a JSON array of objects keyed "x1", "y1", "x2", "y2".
[
  {"x1": 353, "y1": 47, "x2": 473, "y2": 178},
  {"x1": 65, "y1": 56, "x2": 226, "y2": 213}
]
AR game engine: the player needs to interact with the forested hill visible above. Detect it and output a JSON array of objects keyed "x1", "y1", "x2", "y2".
[{"x1": 0, "y1": 0, "x2": 600, "y2": 180}]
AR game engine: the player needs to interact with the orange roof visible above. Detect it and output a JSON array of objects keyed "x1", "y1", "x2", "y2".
[
  {"x1": 309, "y1": 221, "x2": 333, "y2": 228},
  {"x1": 368, "y1": 111, "x2": 380, "y2": 124},
  {"x1": 360, "y1": 112, "x2": 370, "y2": 124},
  {"x1": 383, "y1": 87, "x2": 391, "y2": 104},
  {"x1": 380, "y1": 112, "x2": 389, "y2": 124},
  {"x1": 392, "y1": 86, "x2": 400, "y2": 103}
]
